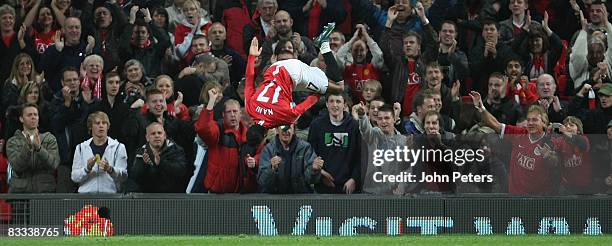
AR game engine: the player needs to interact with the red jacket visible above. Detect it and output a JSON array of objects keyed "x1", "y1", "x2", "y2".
[
  {"x1": 195, "y1": 109, "x2": 247, "y2": 193},
  {"x1": 219, "y1": 0, "x2": 253, "y2": 58}
]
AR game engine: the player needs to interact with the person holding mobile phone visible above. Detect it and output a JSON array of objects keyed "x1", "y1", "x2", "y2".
[{"x1": 551, "y1": 116, "x2": 592, "y2": 194}]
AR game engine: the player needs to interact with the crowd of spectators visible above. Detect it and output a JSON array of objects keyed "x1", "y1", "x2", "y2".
[{"x1": 0, "y1": 0, "x2": 610, "y2": 196}]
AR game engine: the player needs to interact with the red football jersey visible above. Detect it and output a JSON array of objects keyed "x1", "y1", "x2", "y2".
[
  {"x1": 503, "y1": 125, "x2": 555, "y2": 194},
  {"x1": 343, "y1": 63, "x2": 380, "y2": 102},
  {"x1": 32, "y1": 28, "x2": 59, "y2": 54},
  {"x1": 552, "y1": 135, "x2": 592, "y2": 187},
  {"x1": 401, "y1": 60, "x2": 422, "y2": 116},
  {"x1": 245, "y1": 56, "x2": 320, "y2": 129}
]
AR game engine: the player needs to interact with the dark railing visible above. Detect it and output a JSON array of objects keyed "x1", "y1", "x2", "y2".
[{"x1": 0, "y1": 194, "x2": 609, "y2": 236}]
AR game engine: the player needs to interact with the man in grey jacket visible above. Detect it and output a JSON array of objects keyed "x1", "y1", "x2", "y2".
[
  {"x1": 7, "y1": 104, "x2": 60, "y2": 193},
  {"x1": 353, "y1": 103, "x2": 412, "y2": 195},
  {"x1": 258, "y1": 124, "x2": 323, "y2": 194}
]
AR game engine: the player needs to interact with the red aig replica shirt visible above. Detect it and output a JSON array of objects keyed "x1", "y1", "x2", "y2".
[
  {"x1": 401, "y1": 60, "x2": 422, "y2": 116},
  {"x1": 552, "y1": 135, "x2": 591, "y2": 187},
  {"x1": 343, "y1": 63, "x2": 379, "y2": 102},
  {"x1": 32, "y1": 29, "x2": 58, "y2": 54},
  {"x1": 503, "y1": 125, "x2": 555, "y2": 194}
]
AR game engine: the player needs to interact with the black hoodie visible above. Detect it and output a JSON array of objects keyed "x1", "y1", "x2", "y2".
[{"x1": 308, "y1": 111, "x2": 361, "y2": 193}]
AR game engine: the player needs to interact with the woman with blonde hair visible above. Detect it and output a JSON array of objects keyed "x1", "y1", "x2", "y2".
[
  {"x1": 1, "y1": 53, "x2": 43, "y2": 132},
  {"x1": 4, "y1": 53, "x2": 41, "y2": 94},
  {"x1": 174, "y1": 0, "x2": 211, "y2": 51},
  {"x1": 140, "y1": 75, "x2": 191, "y2": 121},
  {"x1": 189, "y1": 80, "x2": 224, "y2": 121}
]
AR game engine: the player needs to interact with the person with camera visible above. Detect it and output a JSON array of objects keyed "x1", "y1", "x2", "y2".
[
  {"x1": 550, "y1": 117, "x2": 592, "y2": 194},
  {"x1": 119, "y1": 5, "x2": 171, "y2": 78}
]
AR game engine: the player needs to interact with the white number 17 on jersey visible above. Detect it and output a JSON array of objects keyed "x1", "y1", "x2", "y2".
[{"x1": 256, "y1": 82, "x2": 282, "y2": 104}]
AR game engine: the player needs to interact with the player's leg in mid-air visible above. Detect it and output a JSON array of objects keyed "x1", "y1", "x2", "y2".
[
  {"x1": 270, "y1": 23, "x2": 343, "y2": 95},
  {"x1": 316, "y1": 23, "x2": 344, "y2": 94}
]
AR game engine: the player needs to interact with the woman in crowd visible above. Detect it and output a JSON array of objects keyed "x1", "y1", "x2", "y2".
[
  {"x1": 21, "y1": 1, "x2": 62, "y2": 56},
  {"x1": 122, "y1": 59, "x2": 150, "y2": 108},
  {"x1": 141, "y1": 75, "x2": 190, "y2": 121},
  {"x1": 174, "y1": 0, "x2": 211, "y2": 49},
  {"x1": 152, "y1": 7, "x2": 174, "y2": 46},
  {"x1": 2, "y1": 53, "x2": 42, "y2": 125},
  {"x1": 512, "y1": 13, "x2": 563, "y2": 81},
  {"x1": 3, "y1": 81, "x2": 53, "y2": 140},
  {"x1": 123, "y1": 59, "x2": 152, "y2": 88}
]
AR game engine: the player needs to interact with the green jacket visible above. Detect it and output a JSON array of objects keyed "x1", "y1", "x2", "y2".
[{"x1": 7, "y1": 131, "x2": 60, "y2": 193}]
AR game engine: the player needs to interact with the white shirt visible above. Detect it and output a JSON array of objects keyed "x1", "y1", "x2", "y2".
[
  {"x1": 271, "y1": 59, "x2": 329, "y2": 94},
  {"x1": 261, "y1": 18, "x2": 272, "y2": 37}
]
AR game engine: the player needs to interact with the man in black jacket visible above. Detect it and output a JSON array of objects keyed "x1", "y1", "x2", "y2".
[
  {"x1": 118, "y1": 8, "x2": 171, "y2": 78},
  {"x1": 209, "y1": 22, "x2": 245, "y2": 87},
  {"x1": 308, "y1": 93, "x2": 361, "y2": 194},
  {"x1": 51, "y1": 67, "x2": 95, "y2": 193},
  {"x1": 421, "y1": 20, "x2": 469, "y2": 89},
  {"x1": 127, "y1": 122, "x2": 187, "y2": 193},
  {"x1": 258, "y1": 123, "x2": 322, "y2": 194},
  {"x1": 87, "y1": 1, "x2": 128, "y2": 73},
  {"x1": 469, "y1": 20, "x2": 516, "y2": 94},
  {"x1": 569, "y1": 83, "x2": 612, "y2": 192},
  {"x1": 483, "y1": 72, "x2": 523, "y2": 125}
]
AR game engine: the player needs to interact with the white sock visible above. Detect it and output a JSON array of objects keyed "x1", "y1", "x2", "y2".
[{"x1": 320, "y1": 41, "x2": 331, "y2": 54}]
